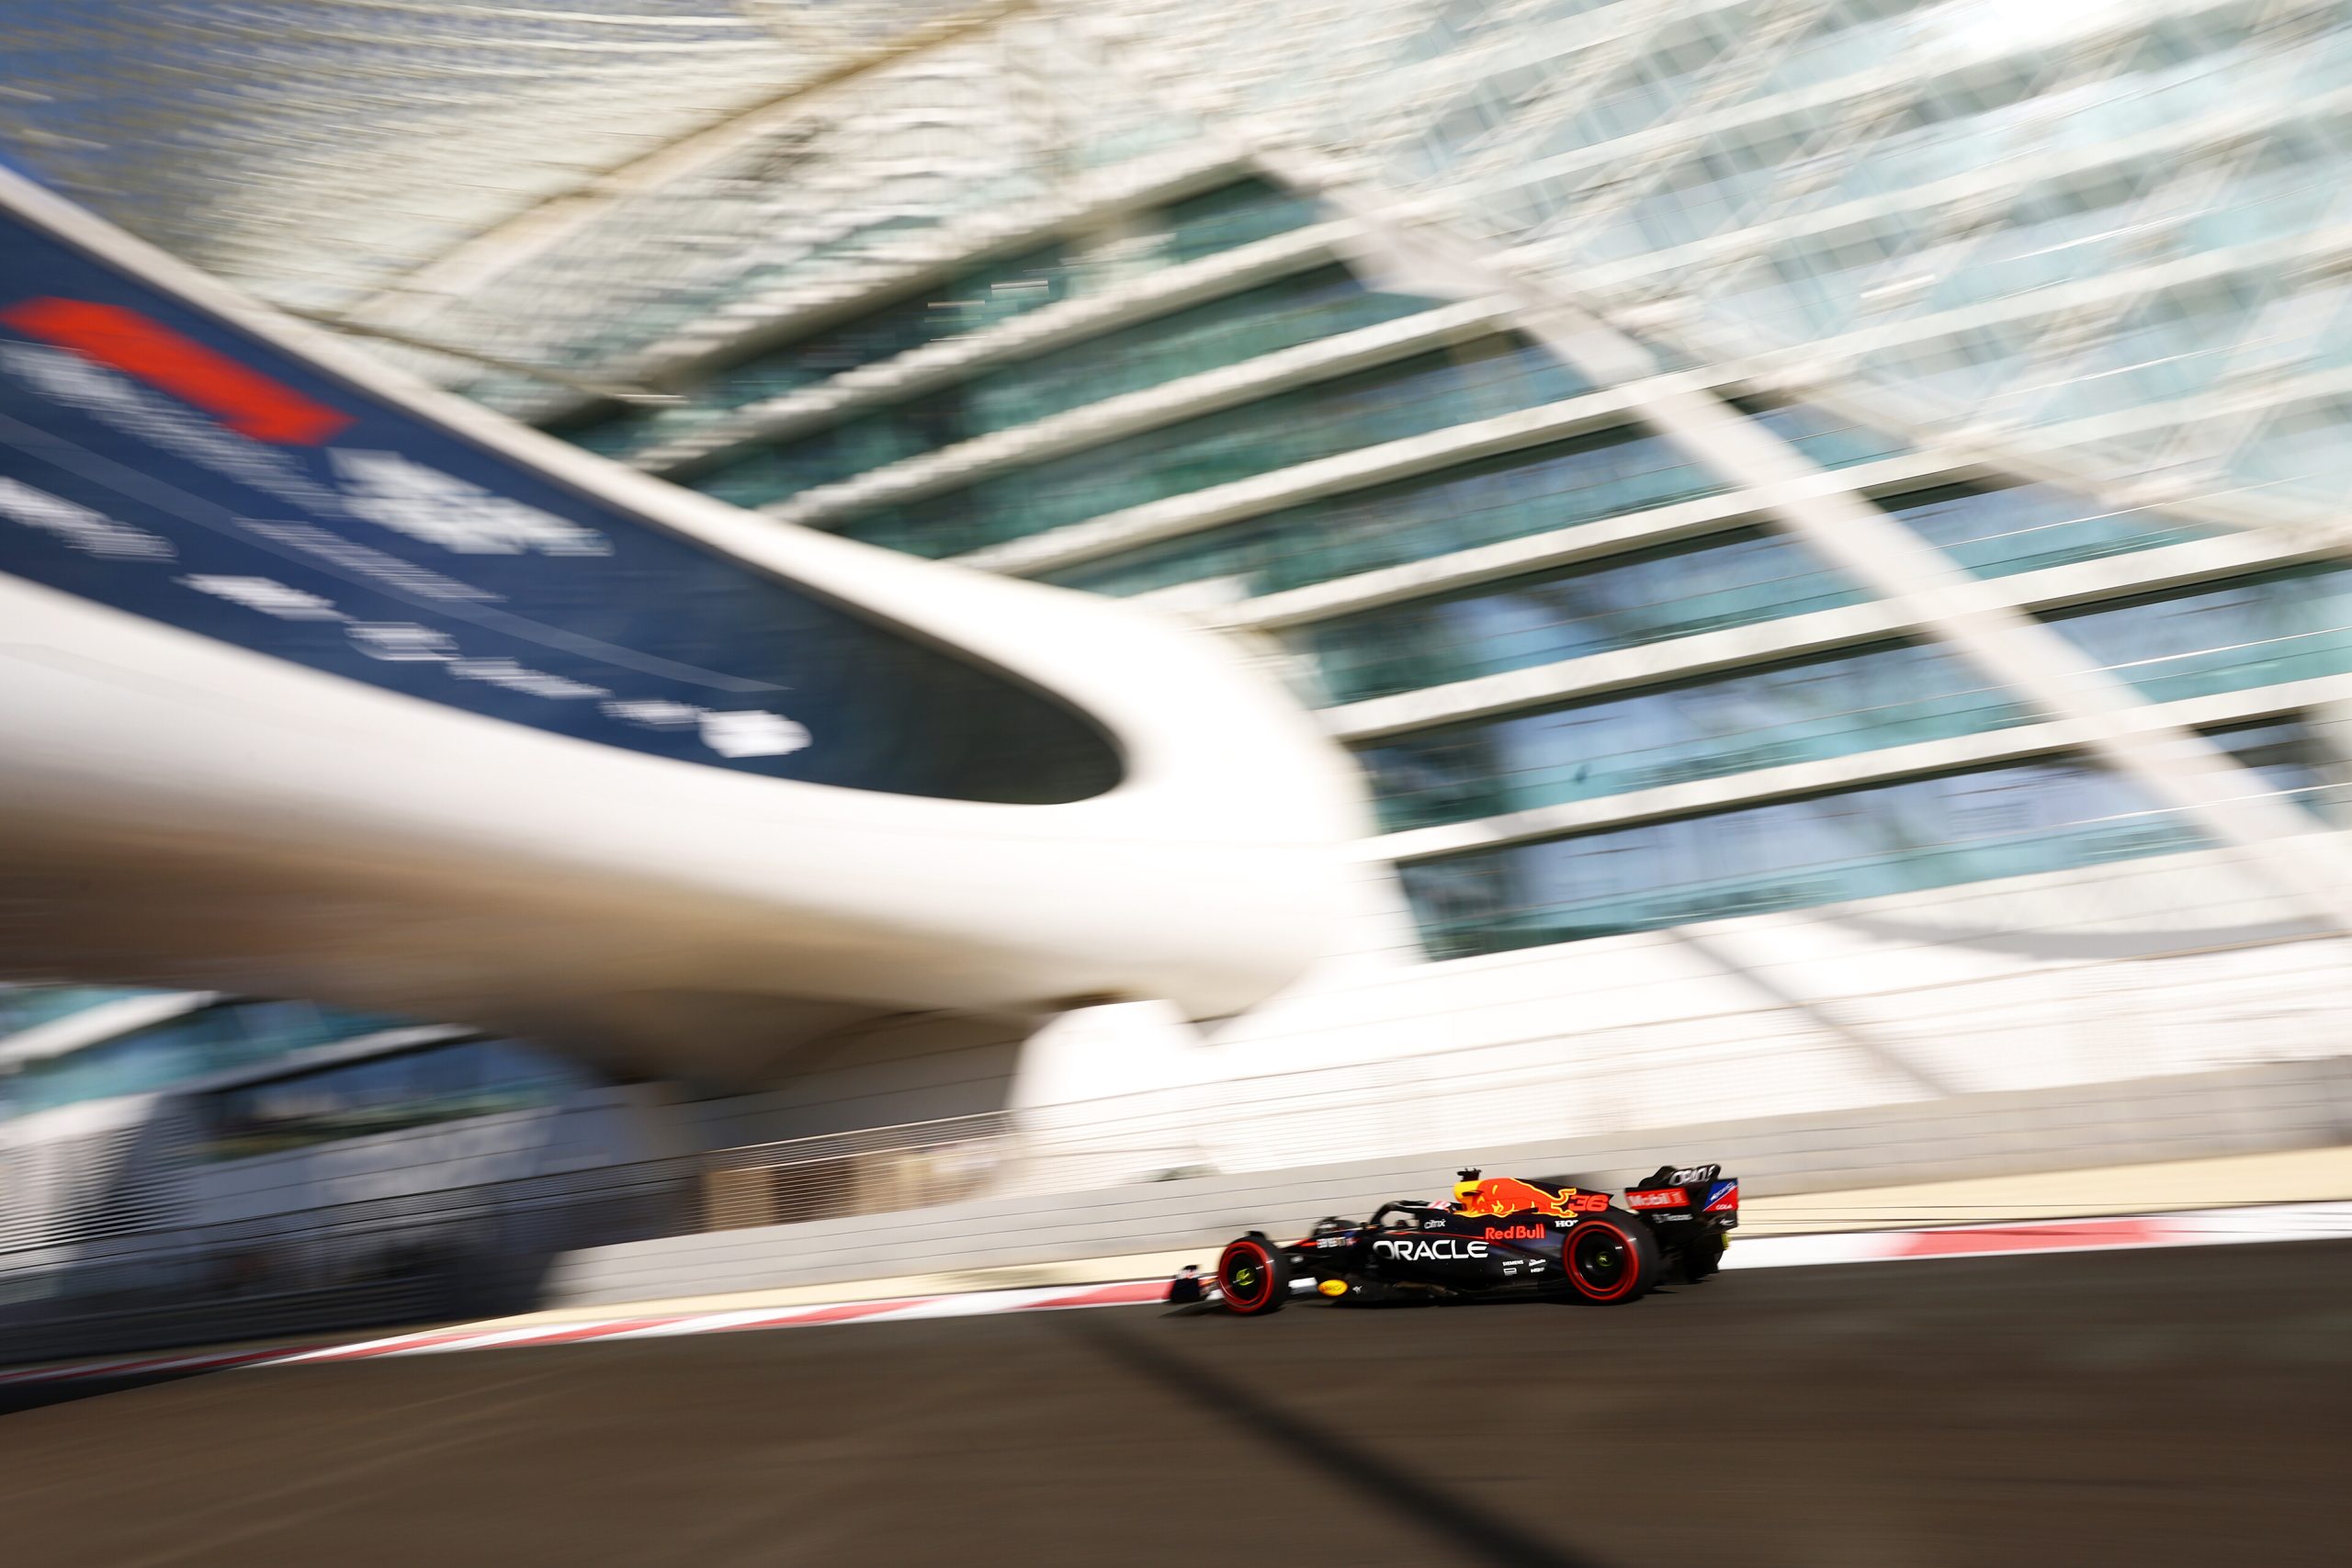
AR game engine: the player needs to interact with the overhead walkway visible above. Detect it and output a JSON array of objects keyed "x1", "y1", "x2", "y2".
[{"x1": 0, "y1": 168, "x2": 1362, "y2": 1083}]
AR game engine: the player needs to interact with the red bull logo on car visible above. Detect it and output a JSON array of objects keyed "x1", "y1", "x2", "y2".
[{"x1": 1450, "y1": 1172, "x2": 1608, "y2": 1219}]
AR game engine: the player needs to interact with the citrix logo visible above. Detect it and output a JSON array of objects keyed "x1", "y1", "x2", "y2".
[{"x1": 1374, "y1": 1237, "x2": 1489, "y2": 1262}]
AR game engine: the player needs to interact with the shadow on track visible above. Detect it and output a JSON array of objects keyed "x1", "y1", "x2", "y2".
[
  {"x1": 1063, "y1": 1313, "x2": 1611, "y2": 1568},
  {"x1": 0, "y1": 1372, "x2": 197, "y2": 1416}
]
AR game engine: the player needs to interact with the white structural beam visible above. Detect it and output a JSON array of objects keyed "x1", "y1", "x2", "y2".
[{"x1": 349, "y1": 1, "x2": 1040, "y2": 329}]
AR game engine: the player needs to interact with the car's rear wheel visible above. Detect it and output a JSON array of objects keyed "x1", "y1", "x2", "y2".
[
  {"x1": 1562, "y1": 1212, "x2": 1660, "y2": 1304},
  {"x1": 1216, "y1": 1235, "x2": 1289, "y2": 1315}
]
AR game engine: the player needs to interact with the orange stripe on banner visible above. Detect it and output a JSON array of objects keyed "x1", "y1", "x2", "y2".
[{"x1": 2, "y1": 297, "x2": 354, "y2": 444}]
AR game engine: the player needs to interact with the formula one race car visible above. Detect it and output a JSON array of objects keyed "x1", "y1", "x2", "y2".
[{"x1": 1215, "y1": 1165, "x2": 1738, "y2": 1313}]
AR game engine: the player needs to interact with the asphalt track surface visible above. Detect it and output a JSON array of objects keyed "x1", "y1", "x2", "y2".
[{"x1": 6, "y1": 1241, "x2": 2350, "y2": 1568}]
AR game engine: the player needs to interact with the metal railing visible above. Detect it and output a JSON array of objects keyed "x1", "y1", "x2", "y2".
[{"x1": 699, "y1": 1111, "x2": 1012, "y2": 1231}]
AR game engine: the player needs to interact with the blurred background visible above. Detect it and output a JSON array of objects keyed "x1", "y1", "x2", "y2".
[{"x1": 2, "y1": 4, "x2": 2351, "y2": 1561}]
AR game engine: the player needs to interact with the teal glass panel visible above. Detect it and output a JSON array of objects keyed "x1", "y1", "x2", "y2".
[
  {"x1": 1628, "y1": 332, "x2": 1705, "y2": 373},
  {"x1": 1399, "y1": 757, "x2": 2206, "y2": 958},
  {"x1": 199, "y1": 1038, "x2": 598, "y2": 1161},
  {"x1": 1161, "y1": 176, "x2": 1324, "y2": 263},
  {"x1": 843, "y1": 338, "x2": 1591, "y2": 558},
  {"x1": 959, "y1": 265, "x2": 1441, "y2": 436},
  {"x1": 1924, "y1": 163, "x2": 2156, "y2": 313},
  {"x1": 2179, "y1": 124, "x2": 2347, "y2": 256},
  {"x1": 0, "y1": 986, "x2": 155, "y2": 1039},
  {"x1": 548, "y1": 408, "x2": 661, "y2": 459},
  {"x1": 1, "y1": 1001, "x2": 415, "y2": 1117},
  {"x1": 1038, "y1": 513, "x2": 1274, "y2": 598},
  {"x1": 2035, "y1": 276, "x2": 2271, "y2": 426},
  {"x1": 547, "y1": 180, "x2": 1327, "y2": 463},
  {"x1": 1830, "y1": 66, "x2": 2045, "y2": 203},
  {"x1": 2043, "y1": 564, "x2": 2352, "y2": 703},
  {"x1": 1041, "y1": 423, "x2": 1719, "y2": 598},
  {"x1": 714, "y1": 240, "x2": 1077, "y2": 411},
  {"x1": 2203, "y1": 716, "x2": 2349, "y2": 824},
  {"x1": 694, "y1": 399, "x2": 950, "y2": 508},
  {"x1": 1300, "y1": 526, "x2": 1862, "y2": 705},
  {"x1": 1731, "y1": 397, "x2": 1911, "y2": 468},
  {"x1": 694, "y1": 265, "x2": 1442, "y2": 507},
  {"x1": 1758, "y1": 0, "x2": 1934, "y2": 97},
  {"x1": 1355, "y1": 639, "x2": 2029, "y2": 831},
  {"x1": 1886, "y1": 480, "x2": 2216, "y2": 578}
]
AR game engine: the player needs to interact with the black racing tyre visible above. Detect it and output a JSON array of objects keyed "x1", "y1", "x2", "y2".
[
  {"x1": 1216, "y1": 1235, "x2": 1290, "y2": 1315},
  {"x1": 1680, "y1": 1230, "x2": 1728, "y2": 1283},
  {"x1": 1562, "y1": 1210, "x2": 1662, "y2": 1304}
]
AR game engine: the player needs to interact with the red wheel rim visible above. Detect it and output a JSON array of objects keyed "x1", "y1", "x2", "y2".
[
  {"x1": 1566, "y1": 1221, "x2": 1643, "y2": 1302},
  {"x1": 1219, "y1": 1240, "x2": 1274, "y2": 1310}
]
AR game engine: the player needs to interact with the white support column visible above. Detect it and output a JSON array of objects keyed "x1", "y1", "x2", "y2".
[{"x1": 1005, "y1": 998, "x2": 1219, "y2": 1192}]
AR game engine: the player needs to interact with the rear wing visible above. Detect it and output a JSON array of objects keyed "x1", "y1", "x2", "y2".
[{"x1": 1624, "y1": 1163, "x2": 1739, "y2": 1222}]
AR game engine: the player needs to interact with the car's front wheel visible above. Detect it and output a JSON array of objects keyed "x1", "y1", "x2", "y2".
[
  {"x1": 1216, "y1": 1235, "x2": 1289, "y2": 1315},
  {"x1": 1561, "y1": 1212, "x2": 1661, "y2": 1304}
]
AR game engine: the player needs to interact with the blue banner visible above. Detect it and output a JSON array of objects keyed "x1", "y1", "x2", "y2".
[{"x1": 0, "y1": 196, "x2": 1116, "y2": 804}]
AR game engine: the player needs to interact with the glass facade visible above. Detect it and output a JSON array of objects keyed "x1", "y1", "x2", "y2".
[
  {"x1": 0, "y1": 1001, "x2": 413, "y2": 1118},
  {"x1": 549, "y1": 241, "x2": 1078, "y2": 461},
  {"x1": 1298, "y1": 527, "x2": 1862, "y2": 706},
  {"x1": 693, "y1": 265, "x2": 1441, "y2": 508},
  {"x1": 2205, "y1": 716, "x2": 2351, "y2": 825},
  {"x1": 199, "y1": 1037, "x2": 597, "y2": 1161},
  {"x1": 839, "y1": 336, "x2": 1589, "y2": 557},
  {"x1": 1885, "y1": 481, "x2": 2218, "y2": 580},
  {"x1": 1042, "y1": 422, "x2": 1724, "y2": 598},
  {"x1": 327, "y1": 6, "x2": 2352, "y2": 963},
  {"x1": 0, "y1": 985, "x2": 153, "y2": 1039},
  {"x1": 2044, "y1": 564, "x2": 2352, "y2": 704},
  {"x1": 1398, "y1": 756, "x2": 2209, "y2": 959},
  {"x1": 551, "y1": 178, "x2": 1325, "y2": 463},
  {"x1": 1355, "y1": 639, "x2": 2029, "y2": 833},
  {"x1": 1731, "y1": 399, "x2": 1913, "y2": 470}
]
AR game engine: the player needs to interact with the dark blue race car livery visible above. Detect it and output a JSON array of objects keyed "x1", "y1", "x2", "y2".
[{"x1": 1215, "y1": 1165, "x2": 1739, "y2": 1313}]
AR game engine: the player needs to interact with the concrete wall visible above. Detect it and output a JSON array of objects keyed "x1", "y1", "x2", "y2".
[{"x1": 685, "y1": 1013, "x2": 1026, "y2": 1147}]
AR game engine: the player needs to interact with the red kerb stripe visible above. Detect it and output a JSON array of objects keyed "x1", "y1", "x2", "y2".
[
  {"x1": 724, "y1": 1300, "x2": 920, "y2": 1329},
  {"x1": 1893, "y1": 1218, "x2": 2167, "y2": 1258},
  {"x1": 491, "y1": 1319, "x2": 678, "y2": 1348},
  {"x1": 1019, "y1": 1280, "x2": 1170, "y2": 1310}
]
